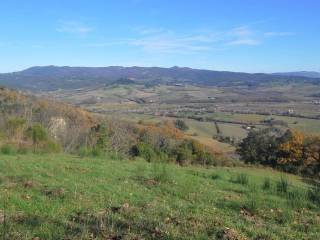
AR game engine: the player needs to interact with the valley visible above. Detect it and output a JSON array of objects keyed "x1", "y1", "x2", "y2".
[{"x1": 34, "y1": 78, "x2": 320, "y2": 154}]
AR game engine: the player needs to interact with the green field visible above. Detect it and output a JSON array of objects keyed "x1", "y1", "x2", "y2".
[{"x1": 0, "y1": 154, "x2": 319, "y2": 239}]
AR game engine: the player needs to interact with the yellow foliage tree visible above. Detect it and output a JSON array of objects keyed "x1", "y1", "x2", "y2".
[
  {"x1": 304, "y1": 136, "x2": 320, "y2": 172},
  {"x1": 278, "y1": 129, "x2": 304, "y2": 165}
]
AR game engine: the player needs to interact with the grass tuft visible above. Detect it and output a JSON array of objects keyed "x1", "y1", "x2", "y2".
[
  {"x1": 276, "y1": 176, "x2": 289, "y2": 194},
  {"x1": 286, "y1": 189, "x2": 306, "y2": 209},
  {"x1": 1, "y1": 144, "x2": 17, "y2": 155},
  {"x1": 262, "y1": 177, "x2": 271, "y2": 190},
  {"x1": 307, "y1": 186, "x2": 320, "y2": 206},
  {"x1": 231, "y1": 173, "x2": 249, "y2": 185},
  {"x1": 151, "y1": 162, "x2": 172, "y2": 183}
]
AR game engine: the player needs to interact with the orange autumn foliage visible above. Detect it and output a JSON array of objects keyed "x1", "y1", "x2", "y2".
[{"x1": 278, "y1": 129, "x2": 304, "y2": 165}]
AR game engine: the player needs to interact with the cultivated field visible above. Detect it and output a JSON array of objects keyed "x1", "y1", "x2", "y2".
[{"x1": 41, "y1": 82, "x2": 320, "y2": 154}]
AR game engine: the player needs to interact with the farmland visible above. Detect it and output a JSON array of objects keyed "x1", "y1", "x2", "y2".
[{"x1": 40, "y1": 82, "x2": 320, "y2": 154}]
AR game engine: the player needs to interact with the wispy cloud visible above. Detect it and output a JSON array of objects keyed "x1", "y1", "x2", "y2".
[
  {"x1": 227, "y1": 39, "x2": 260, "y2": 46},
  {"x1": 264, "y1": 31, "x2": 295, "y2": 37},
  {"x1": 88, "y1": 24, "x2": 294, "y2": 53},
  {"x1": 56, "y1": 21, "x2": 93, "y2": 34},
  {"x1": 127, "y1": 33, "x2": 217, "y2": 54},
  {"x1": 226, "y1": 26, "x2": 260, "y2": 46}
]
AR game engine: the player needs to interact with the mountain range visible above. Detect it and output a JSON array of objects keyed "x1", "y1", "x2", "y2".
[
  {"x1": 272, "y1": 71, "x2": 320, "y2": 78},
  {"x1": 0, "y1": 66, "x2": 319, "y2": 91}
]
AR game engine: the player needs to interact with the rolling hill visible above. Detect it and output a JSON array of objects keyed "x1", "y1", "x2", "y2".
[{"x1": 0, "y1": 66, "x2": 319, "y2": 91}]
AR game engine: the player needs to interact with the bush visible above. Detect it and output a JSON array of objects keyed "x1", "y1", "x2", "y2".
[
  {"x1": 131, "y1": 143, "x2": 157, "y2": 162},
  {"x1": 0, "y1": 144, "x2": 17, "y2": 155},
  {"x1": 193, "y1": 149, "x2": 216, "y2": 165},
  {"x1": 175, "y1": 144, "x2": 193, "y2": 165},
  {"x1": 42, "y1": 140, "x2": 61, "y2": 153},
  {"x1": 25, "y1": 124, "x2": 48, "y2": 152}
]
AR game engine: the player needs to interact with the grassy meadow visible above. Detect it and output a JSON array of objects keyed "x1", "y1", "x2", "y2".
[{"x1": 0, "y1": 153, "x2": 319, "y2": 239}]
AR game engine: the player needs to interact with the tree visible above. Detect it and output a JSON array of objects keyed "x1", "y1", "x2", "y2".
[
  {"x1": 26, "y1": 124, "x2": 48, "y2": 152},
  {"x1": 304, "y1": 136, "x2": 320, "y2": 176},
  {"x1": 174, "y1": 119, "x2": 189, "y2": 131},
  {"x1": 237, "y1": 128, "x2": 280, "y2": 167},
  {"x1": 277, "y1": 129, "x2": 305, "y2": 170}
]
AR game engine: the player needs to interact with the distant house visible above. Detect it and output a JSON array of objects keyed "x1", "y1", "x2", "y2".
[{"x1": 288, "y1": 109, "x2": 294, "y2": 114}]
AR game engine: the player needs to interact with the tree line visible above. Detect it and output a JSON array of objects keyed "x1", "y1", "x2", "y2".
[{"x1": 237, "y1": 128, "x2": 320, "y2": 177}]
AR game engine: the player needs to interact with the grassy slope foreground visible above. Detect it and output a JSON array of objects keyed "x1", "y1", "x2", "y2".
[{"x1": 0, "y1": 154, "x2": 319, "y2": 239}]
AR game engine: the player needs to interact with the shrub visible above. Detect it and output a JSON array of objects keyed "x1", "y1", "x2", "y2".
[
  {"x1": 131, "y1": 143, "x2": 157, "y2": 162},
  {"x1": 43, "y1": 140, "x2": 61, "y2": 153},
  {"x1": 0, "y1": 144, "x2": 17, "y2": 155},
  {"x1": 175, "y1": 144, "x2": 193, "y2": 165},
  {"x1": 25, "y1": 124, "x2": 48, "y2": 152},
  {"x1": 193, "y1": 149, "x2": 216, "y2": 166}
]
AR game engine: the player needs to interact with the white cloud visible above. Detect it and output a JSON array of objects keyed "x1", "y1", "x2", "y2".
[{"x1": 56, "y1": 21, "x2": 93, "y2": 34}]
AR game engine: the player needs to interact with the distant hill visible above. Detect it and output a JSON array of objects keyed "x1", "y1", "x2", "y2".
[
  {"x1": 0, "y1": 66, "x2": 319, "y2": 91},
  {"x1": 272, "y1": 71, "x2": 320, "y2": 78}
]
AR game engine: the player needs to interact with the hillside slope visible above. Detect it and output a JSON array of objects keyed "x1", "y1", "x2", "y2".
[{"x1": 0, "y1": 153, "x2": 319, "y2": 239}]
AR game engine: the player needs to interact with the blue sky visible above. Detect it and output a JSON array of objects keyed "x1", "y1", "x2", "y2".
[{"x1": 0, "y1": 0, "x2": 319, "y2": 73}]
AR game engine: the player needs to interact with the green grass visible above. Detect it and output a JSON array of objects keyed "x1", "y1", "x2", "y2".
[{"x1": 0, "y1": 154, "x2": 319, "y2": 239}]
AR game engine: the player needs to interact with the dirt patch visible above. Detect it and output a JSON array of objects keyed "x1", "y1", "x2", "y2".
[
  {"x1": 217, "y1": 227, "x2": 247, "y2": 240},
  {"x1": 42, "y1": 187, "x2": 66, "y2": 198},
  {"x1": 23, "y1": 180, "x2": 40, "y2": 189}
]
